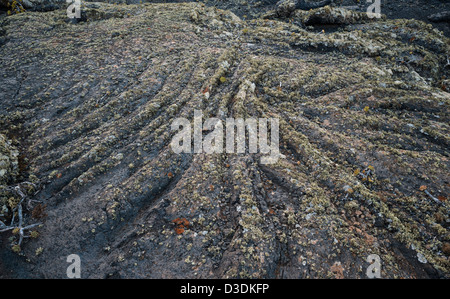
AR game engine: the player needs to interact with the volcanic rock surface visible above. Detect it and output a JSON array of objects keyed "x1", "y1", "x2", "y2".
[{"x1": 0, "y1": 2, "x2": 449, "y2": 278}]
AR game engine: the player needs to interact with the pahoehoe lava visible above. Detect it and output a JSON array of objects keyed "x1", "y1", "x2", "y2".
[{"x1": 0, "y1": 2, "x2": 449, "y2": 278}]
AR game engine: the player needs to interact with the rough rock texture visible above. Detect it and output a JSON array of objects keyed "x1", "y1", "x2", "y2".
[
  {"x1": 1, "y1": 0, "x2": 450, "y2": 36},
  {"x1": 0, "y1": 0, "x2": 64, "y2": 11},
  {"x1": 0, "y1": 2, "x2": 449, "y2": 278},
  {"x1": 428, "y1": 11, "x2": 450, "y2": 23},
  {"x1": 0, "y1": 133, "x2": 22, "y2": 242},
  {"x1": 0, "y1": 134, "x2": 18, "y2": 186},
  {"x1": 266, "y1": 4, "x2": 387, "y2": 27},
  {"x1": 274, "y1": 0, "x2": 333, "y2": 18}
]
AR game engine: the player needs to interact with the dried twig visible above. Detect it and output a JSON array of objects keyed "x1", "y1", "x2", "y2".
[
  {"x1": 424, "y1": 189, "x2": 442, "y2": 205},
  {"x1": 0, "y1": 183, "x2": 42, "y2": 248},
  {"x1": 4, "y1": 181, "x2": 42, "y2": 211}
]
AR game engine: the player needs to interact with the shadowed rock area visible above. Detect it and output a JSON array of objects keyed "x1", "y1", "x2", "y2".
[{"x1": 0, "y1": 2, "x2": 449, "y2": 278}]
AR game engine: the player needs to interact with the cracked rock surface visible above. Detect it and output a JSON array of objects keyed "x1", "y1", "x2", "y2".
[{"x1": 0, "y1": 2, "x2": 449, "y2": 278}]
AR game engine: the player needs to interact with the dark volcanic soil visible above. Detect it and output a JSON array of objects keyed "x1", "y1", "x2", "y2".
[{"x1": 380, "y1": 0, "x2": 450, "y2": 37}]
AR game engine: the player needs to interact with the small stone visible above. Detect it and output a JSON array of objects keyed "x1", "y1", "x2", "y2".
[
  {"x1": 442, "y1": 243, "x2": 450, "y2": 256},
  {"x1": 305, "y1": 213, "x2": 315, "y2": 221},
  {"x1": 343, "y1": 185, "x2": 353, "y2": 193},
  {"x1": 417, "y1": 252, "x2": 427, "y2": 264}
]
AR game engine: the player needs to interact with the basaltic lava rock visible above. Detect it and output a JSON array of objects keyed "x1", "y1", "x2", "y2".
[{"x1": 0, "y1": 2, "x2": 449, "y2": 278}]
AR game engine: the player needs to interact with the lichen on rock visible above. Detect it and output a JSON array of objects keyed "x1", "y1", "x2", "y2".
[
  {"x1": 0, "y1": 133, "x2": 20, "y2": 227},
  {"x1": 0, "y1": 134, "x2": 19, "y2": 186},
  {"x1": 0, "y1": 2, "x2": 448, "y2": 279}
]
